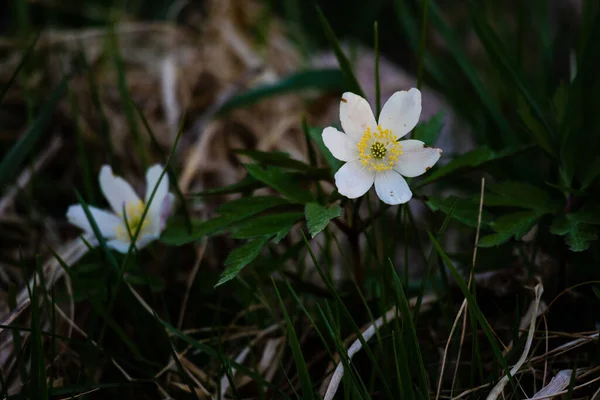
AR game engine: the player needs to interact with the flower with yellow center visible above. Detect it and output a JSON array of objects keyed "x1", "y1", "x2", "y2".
[
  {"x1": 66, "y1": 164, "x2": 175, "y2": 253},
  {"x1": 322, "y1": 89, "x2": 442, "y2": 205}
]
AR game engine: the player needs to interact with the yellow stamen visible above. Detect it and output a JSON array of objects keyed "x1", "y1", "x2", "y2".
[
  {"x1": 357, "y1": 125, "x2": 402, "y2": 171},
  {"x1": 115, "y1": 200, "x2": 151, "y2": 241}
]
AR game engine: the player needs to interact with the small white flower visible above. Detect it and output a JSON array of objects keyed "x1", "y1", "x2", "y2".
[
  {"x1": 322, "y1": 89, "x2": 442, "y2": 205},
  {"x1": 66, "y1": 164, "x2": 175, "y2": 253}
]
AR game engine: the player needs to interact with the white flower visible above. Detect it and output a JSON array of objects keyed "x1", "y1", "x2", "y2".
[
  {"x1": 66, "y1": 164, "x2": 175, "y2": 253},
  {"x1": 322, "y1": 89, "x2": 442, "y2": 205}
]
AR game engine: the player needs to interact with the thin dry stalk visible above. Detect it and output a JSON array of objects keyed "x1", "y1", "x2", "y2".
[{"x1": 485, "y1": 282, "x2": 544, "y2": 400}]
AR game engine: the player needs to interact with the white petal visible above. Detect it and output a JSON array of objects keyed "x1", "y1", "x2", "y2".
[
  {"x1": 378, "y1": 89, "x2": 421, "y2": 139},
  {"x1": 106, "y1": 239, "x2": 132, "y2": 254},
  {"x1": 145, "y1": 164, "x2": 169, "y2": 221},
  {"x1": 158, "y1": 193, "x2": 176, "y2": 233},
  {"x1": 322, "y1": 127, "x2": 359, "y2": 162},
  {"x1": 394, "y1": 139, "x2": 442, "y2": 178},
  {"x1": 66, "y1": 204, "x2": 121, "y2": 238},
  {"x1": 334, "y1": 161, "x2": 375, "y2": 199},
  {"x1": 99, "y1": 165, "x2": 141, "y2": 215},
  {"x1": 374, "y1": 170, "x2": 412, "y2": 205},
  {"x1": 339, "y1": 92, "x2": 377, "y2": 140}
]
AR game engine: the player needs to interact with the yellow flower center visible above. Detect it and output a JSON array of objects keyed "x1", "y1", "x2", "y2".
[
  {"x1": 115, "y1": 200, "x2": 151, "y2": 242},
  {"x1": 357, "y1": 125, "x2": 402, "y2": 171}
]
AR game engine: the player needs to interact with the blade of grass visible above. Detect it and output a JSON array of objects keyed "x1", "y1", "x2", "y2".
[
  {"x1": 388, "y1": 259, "x2": 429, "y2": 396},
  {"x1": 68, "y1": 83, "x2": 95, "y2": 203},
  {"x1": 109, "y1": 27, "x2": 147, "y2": 168},
  {"x1": 301, "y1": 232, "x2": 395, "y2": 399},
  {"x1": 153, "y1": 311, "x2": 201, "y2": 400},
  {"x1": 374, "y1": 22, "x2": 381, "y2": 116},
  {"x1": 78, "y1": 48, "x2": 118, "y2": 169},
  {"x1": 26, "y1": 265, "x2": 48, "y2": 400},
  {"x1": 416, "y1": 0, "x2": 429, "y2": 89},
  {"x1": 97, "y1": 115, "x2": 185, "y2": 349},
  {"x1": 317, "y1": 304, "x2": 370, "y2": 400},
  {"x1": 428, "y1": 233, "x2": 517, "y2": 392},
  {"x1": 133, "y1": 103, "x2": 192, "y2": 233},
  {"x1": 0, "y1": 33, "x2": 39, "y2": 106},
  {"x1": 0, "y1": 75, "x2": 69, "y2": 189},
  {"x1": 273, "y1": 279, "x2": 315, "y2": 399},
  {"x1": 315, "y1": 6, "x2": 365, "y2": 98}
]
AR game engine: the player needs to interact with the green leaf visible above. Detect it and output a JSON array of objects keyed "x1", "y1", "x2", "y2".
[
  {"x1": 161, "y1": 196, "x2": 290, "y2": 245},
  {"x1": 304, "y1": 203, "x2": 342, "y2": 238},
  {"x1": 485, "y1": 181, "x2": 555, "y2": 212},
  {"x1": 0, "y1": 33, "x2": 39, "y2": 106},
  {"x1": 429, "y1": 233, "x2": 517, "y2": 392},
  {"x1": 427, "y1": 196, "x2": 493, "y2": 228},
  {"x1": 420, "y1": 144, "x2": 532, "y2": 185},
  {"x1": 412, "y1": 112, "x2": 445, "y2": 145},
  {"x1": 477, "y1": 231, "x2": 515, "y2": 248},
  {"x1": 215, "y1": 238, "x2": 269, "y2": 287},
  {"x1": 315, "y1": 7, "x2": 365, "y2": 98},
  {"x1": 230, "y1": 212, "x2": 303, "y2": 240},
  {"x1": 0, "y1": 75, "x2": 69, "y2": 189},
  {"x1": 233, "y1": 149, "x2": 315, "y2": 171},
  {"x1": 550, "y1": 210, "x2": 600, "y2": 252},
  {"x1": 191, "y1": 174, "x2": 261, "y2": 197},
  {"x1": 272, "y1": 280, "x2": 315, "y2": 399},
  {"x1": 552, "y1": 82, "x2": 568, "y2": 127},
  {"x1": 217, "y1": 195, "x2": 291, "y2": 215},
  {"x1": 307, "y1": 126, "x2": 343, "y2": 171},
  {"x1": 581, "y1": 156, "x2": 600, "y2": 190},
  {"x1": 517, "y1": 97, "x2": 555, "y2": 157},
  {"x1": 479, "y1": 210, "x2": 544, "y2": 247},
  {"x1": 245, "y1": 164, "x2": 314, "y2": 203},
  {"x1": 216, "y1": 69, "x2": 348, "y2": 115}
]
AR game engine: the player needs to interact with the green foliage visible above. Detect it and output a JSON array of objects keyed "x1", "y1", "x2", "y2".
[
  {"x1": 0, "y1": 75, "x2": 68, "y2": 189},
  {"x1": 216, "y1": 69, "x2": 348, "y2": 115},
  {"x1": 427, "y1": 196, "x2": 493, "y2": 228},
  {"x1": 305, "y1": 202, "x2": 342, "y2": 238},
  {"x1": 215, "y1": 238, "x2": 269, "y2": 287},
  {"x1": 412, "y1": 112, "x2": 445, "y2": 145}
]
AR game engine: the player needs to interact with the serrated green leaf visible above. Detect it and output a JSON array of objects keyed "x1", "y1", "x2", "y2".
[
  {"x1": 245, "y1": 164, "x2": 314, "y2": 203},
  {"x1": 217, "y1": 195, "x2": 291, "y2": 215},
  {"x1": 477, "y1": 231, "x2": 515, "y2": 248},
  {"x1": 161, "y1": 196, "x2": 290, "y2": 245},
  {"x1": 550, "y1": 208, "x2": 600, "y2": 252},
  {"x1": 215, "y1": 238, "x2": 269, "y2": 287},
  {"x1": 230, "y1": 212, "x2": 302, "y2": 240},
  {"x1": 485, "y1": 181, "x2": 555, "y2": 212},
  {"x1": 420, "y1": 144, "x2": 532, "y2": 185},
  {"x1": 492, "y1": 211, "x2": 544, "y2": 238},
  {"x1": 216, "y1": 69, "x2": 348, "y2": 115},
  {"x1": 565, "y1": 225, "x2": 598, "y2": 252},
  {"x1": 304, "y1": 203, "x2": 342, "y2": 238},
  {"x1": 427, "y1": 196, "x2": 493, "y2": 228},
  {"x1": 412, "y1": 112, "x2": 445, "y2": 145},
  {"x1": 479, "y1": 210, "x2": 544, "y2": 247}
]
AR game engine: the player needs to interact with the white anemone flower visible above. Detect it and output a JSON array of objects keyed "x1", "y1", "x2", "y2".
[
  {"x1": 322, "y1": 89, "x2": 442, "y2": 205},
  {"x1": 66, "y1": 164, "x2": 175, "y2": 253}
]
